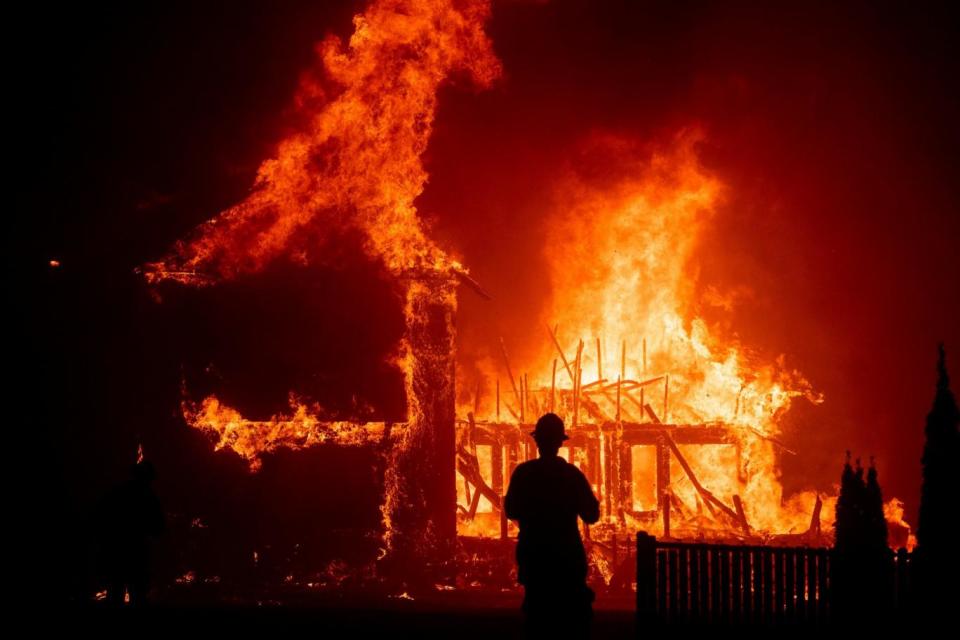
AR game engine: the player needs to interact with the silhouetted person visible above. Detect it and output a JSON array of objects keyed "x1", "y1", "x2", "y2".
[
  {"x1": 97, "y1": 460, "x2": 164, "y2": 606},
  {"x1": 505, "y1": 413, "x2": 600, "y2": 637}
]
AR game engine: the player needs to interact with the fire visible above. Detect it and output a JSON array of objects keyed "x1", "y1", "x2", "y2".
[
  {"x1": 542, "y1": 131, "x2": 818, "y2": 535},
  {"x1": 185, "y1": 395, "x2": 388, "y2": 471},
  {"x1": 139, "y1": 0, "x2": 909, "y2": 565},
  {"x1": 456, "y1": 132, "x2": 834, "y2": 542},
  {"x1": 144, "y1": 0, "x2": 500, "y2": 563},
  {"x1": 143, "y1": 0, "x2": 499, "y2": 285}
]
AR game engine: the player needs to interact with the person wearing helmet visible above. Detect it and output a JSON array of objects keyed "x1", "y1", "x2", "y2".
[{"x1": 505, "y1": 413, "x2": 600, "y2": 636}]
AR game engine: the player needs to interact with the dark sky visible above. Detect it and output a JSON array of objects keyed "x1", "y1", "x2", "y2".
[{"x1": 13, "y1": 0, "x2": 959, "y2": 570}]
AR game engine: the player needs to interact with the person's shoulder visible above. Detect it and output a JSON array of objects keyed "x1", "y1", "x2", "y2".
[
  {"x1": 513, "y1": 459, "x2": 537, "y2": 474},
  {"x1": 563, "y1": 459, "x2": 589, "y2": 480}
]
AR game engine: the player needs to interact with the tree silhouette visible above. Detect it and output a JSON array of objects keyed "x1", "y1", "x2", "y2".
[
  {"x1": 833, "y1": 451, "x2": 861, "y2": 552},
  {"x1": 864, "y1": 459, "x2": 888, "y2": 554},
  {"x1": 833, "y1": 453, "x2": 894, "y2": 622},
  {"x1": 915, "y1": 344, "x2": 960, "y2": 616},
  {"x1": 917, "y1": 344, "x2": 960, "y2": 556}
]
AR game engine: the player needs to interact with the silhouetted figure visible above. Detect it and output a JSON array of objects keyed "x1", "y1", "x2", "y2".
[
  {"x1": 505, "y1": 413, "x2": 600, "y2": 638},
  {"x1": 97, "y1": 460, "x2": 164, "y2": 605}
]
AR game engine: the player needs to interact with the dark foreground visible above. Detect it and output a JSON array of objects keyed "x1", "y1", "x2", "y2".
[
  {"x1": 41, "y1": 591, "x2": 924, "y2": 638},
  {"x1": 54, "y1": 594, "x2": 637, "y2": 638}
]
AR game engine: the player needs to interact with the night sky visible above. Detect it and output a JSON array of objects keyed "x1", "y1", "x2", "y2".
[{"x1": 13, "y1": 0, "x2": 959, "y2": 596}]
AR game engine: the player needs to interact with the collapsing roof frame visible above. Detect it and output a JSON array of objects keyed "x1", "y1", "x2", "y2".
[{"x1": 454, "y1": 327, "x2": 808, "y2": 545}]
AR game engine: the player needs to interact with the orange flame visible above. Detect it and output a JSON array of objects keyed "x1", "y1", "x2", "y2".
[
  {"x1": 542, "y1": 132, "x2": 819, "y2": 534},
  {"x1": 458, "y1": 132, "x2": 847, "y2": 542},
  {"x1": 148, "y1": 0, "x2": 499, "y2": 460},
  {"x1": 144, "y1": 0, "x2": 499, "y2": 284},
  {"x1": 184, "y1": 395, "x2": 388, "y2": 471},
  {"x1": 144, "y1": 0, "x2": 500, "y2": 560}
]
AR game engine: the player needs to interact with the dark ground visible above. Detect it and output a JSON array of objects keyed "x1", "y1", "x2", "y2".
[{"x1": 55, "y1": 592, "x2": 640, "y2": 638}]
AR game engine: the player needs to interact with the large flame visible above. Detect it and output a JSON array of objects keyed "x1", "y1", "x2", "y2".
[
  {"x1": 146, "y1": 0, "x2": 501, "y2": 559},
  {"x1": 145, "y1": 0, "x2": 499, "y2": 285},
  {"x1": 458, "y1": 132, "x2": 835, "y2": 541},
  {"x1": 540, "y1": 131, "x2": 818, "y2": 534},
  {"x1": 456, "y1": 131, "x2": 912, "y2": 545},
  {"x1": 143, "y1": 0, "x2": 910, "y2": 553},
  {"x1": 540, "y1": 132, "x2": 804, "y2": 431}
]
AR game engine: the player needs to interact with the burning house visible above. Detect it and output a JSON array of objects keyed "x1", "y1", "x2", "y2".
[{"x1": 136, "y1": 0, "x2": 912, "y2": 588}]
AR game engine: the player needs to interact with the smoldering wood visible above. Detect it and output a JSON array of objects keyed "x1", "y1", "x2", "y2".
[
  {"x1": 581, "y1": 378, "x2": 609, "y2": 390},
  {"x1": 455, "y1": 445, "x2": 502, "y2": 512},
  {"x1": 491, "y1": 441, "x2": 504, "y2": 496},
  {"x1": 604, "y1": 431, "x2": 614, "y2": 515},
  {"x1": 518, "y1": 373, "x2": 525, "y2": 423},
  {"x1": 745, "y1": 425, "x2": 797, "y2": 455},
  {"x1": 547, "y1": 324, "x2": 576, "y2": 383},
  {"x1": 585, "y1": 375, "x2": 665, "y2": 392},
  {"x1": 809, "y1": 494, "x2": 822, "y2": 538},
  {"x1": 645, "y1": 403, "x2": 663, "y2": 423},
  {"x1": 466, "y1": 419, "x2": 732, "y2": 445},
  {"x1": 618, "y1": 440, "x2": 632, "y2": 523},
  {"x1": 466, "y1": 477, "x2": 483, "y2": 519},
  {"x1": 733, "y1": 494, "x2": 751, "y2": 535},
  {"x1": 663, "y1": 432, "x2": 740, "y2": 523},
  {"x1": 669, "y1": 490, "x2": 693, "y2": 520},
  {"x1": 550, "y1": 359, "x2": 557, "y2": 412},
  {"x1": 457, "y1": 367, "x2": 751, "y2": 536},
  {"x1": 661, "y1": 491, "x2": 671, "y2": 537},
  {"x1": 452, "y1": 269, "x2": 493, "y2": 300}
]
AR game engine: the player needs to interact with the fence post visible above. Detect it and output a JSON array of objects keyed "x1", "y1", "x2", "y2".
[{"x1": 636, "y1": 531, "x2": 658, "y2": 624}]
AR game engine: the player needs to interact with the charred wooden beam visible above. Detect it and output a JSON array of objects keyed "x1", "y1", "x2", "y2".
[
  {"x1": 467, "y1": 478, "x2": 483, "y2": 519},
  {"x1": 645, "y1": 403, "x2": 662, "y2": 423},
  {"x1": 809, "y1": 494, "x2": 822, "y2": 539},
  {"x1": 491, "y1": 442, "x2": 504, "y2": 496},
  {"x1": 661, "y1": 491, "x2": 671, "y2": 537},
  {"x1": 382, "y1": 275, "x2": 457, "y2": 578},
  {"x1": 547, "y1": 324, "x2": 576, "y2": 383},
  {"x1": 456, "y1": 445, "x2": 502, "y2": 511},
  {"x1": 657, "y1": 435, "x2": 670, "y2": 512},
  {"x1": 662, "y1": 433, "x2": 740, "y2": 523},
  {"x1": 733, "y1": 494, "x2": 751, "y2": 535},
  {"x1": 618, "y1": 440, "x2": 632, "y2": 525}
]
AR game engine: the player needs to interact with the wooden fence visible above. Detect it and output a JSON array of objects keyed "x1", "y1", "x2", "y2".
[{"x1": 635, "y1": 533, "x2": 913, "y2": 625}]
